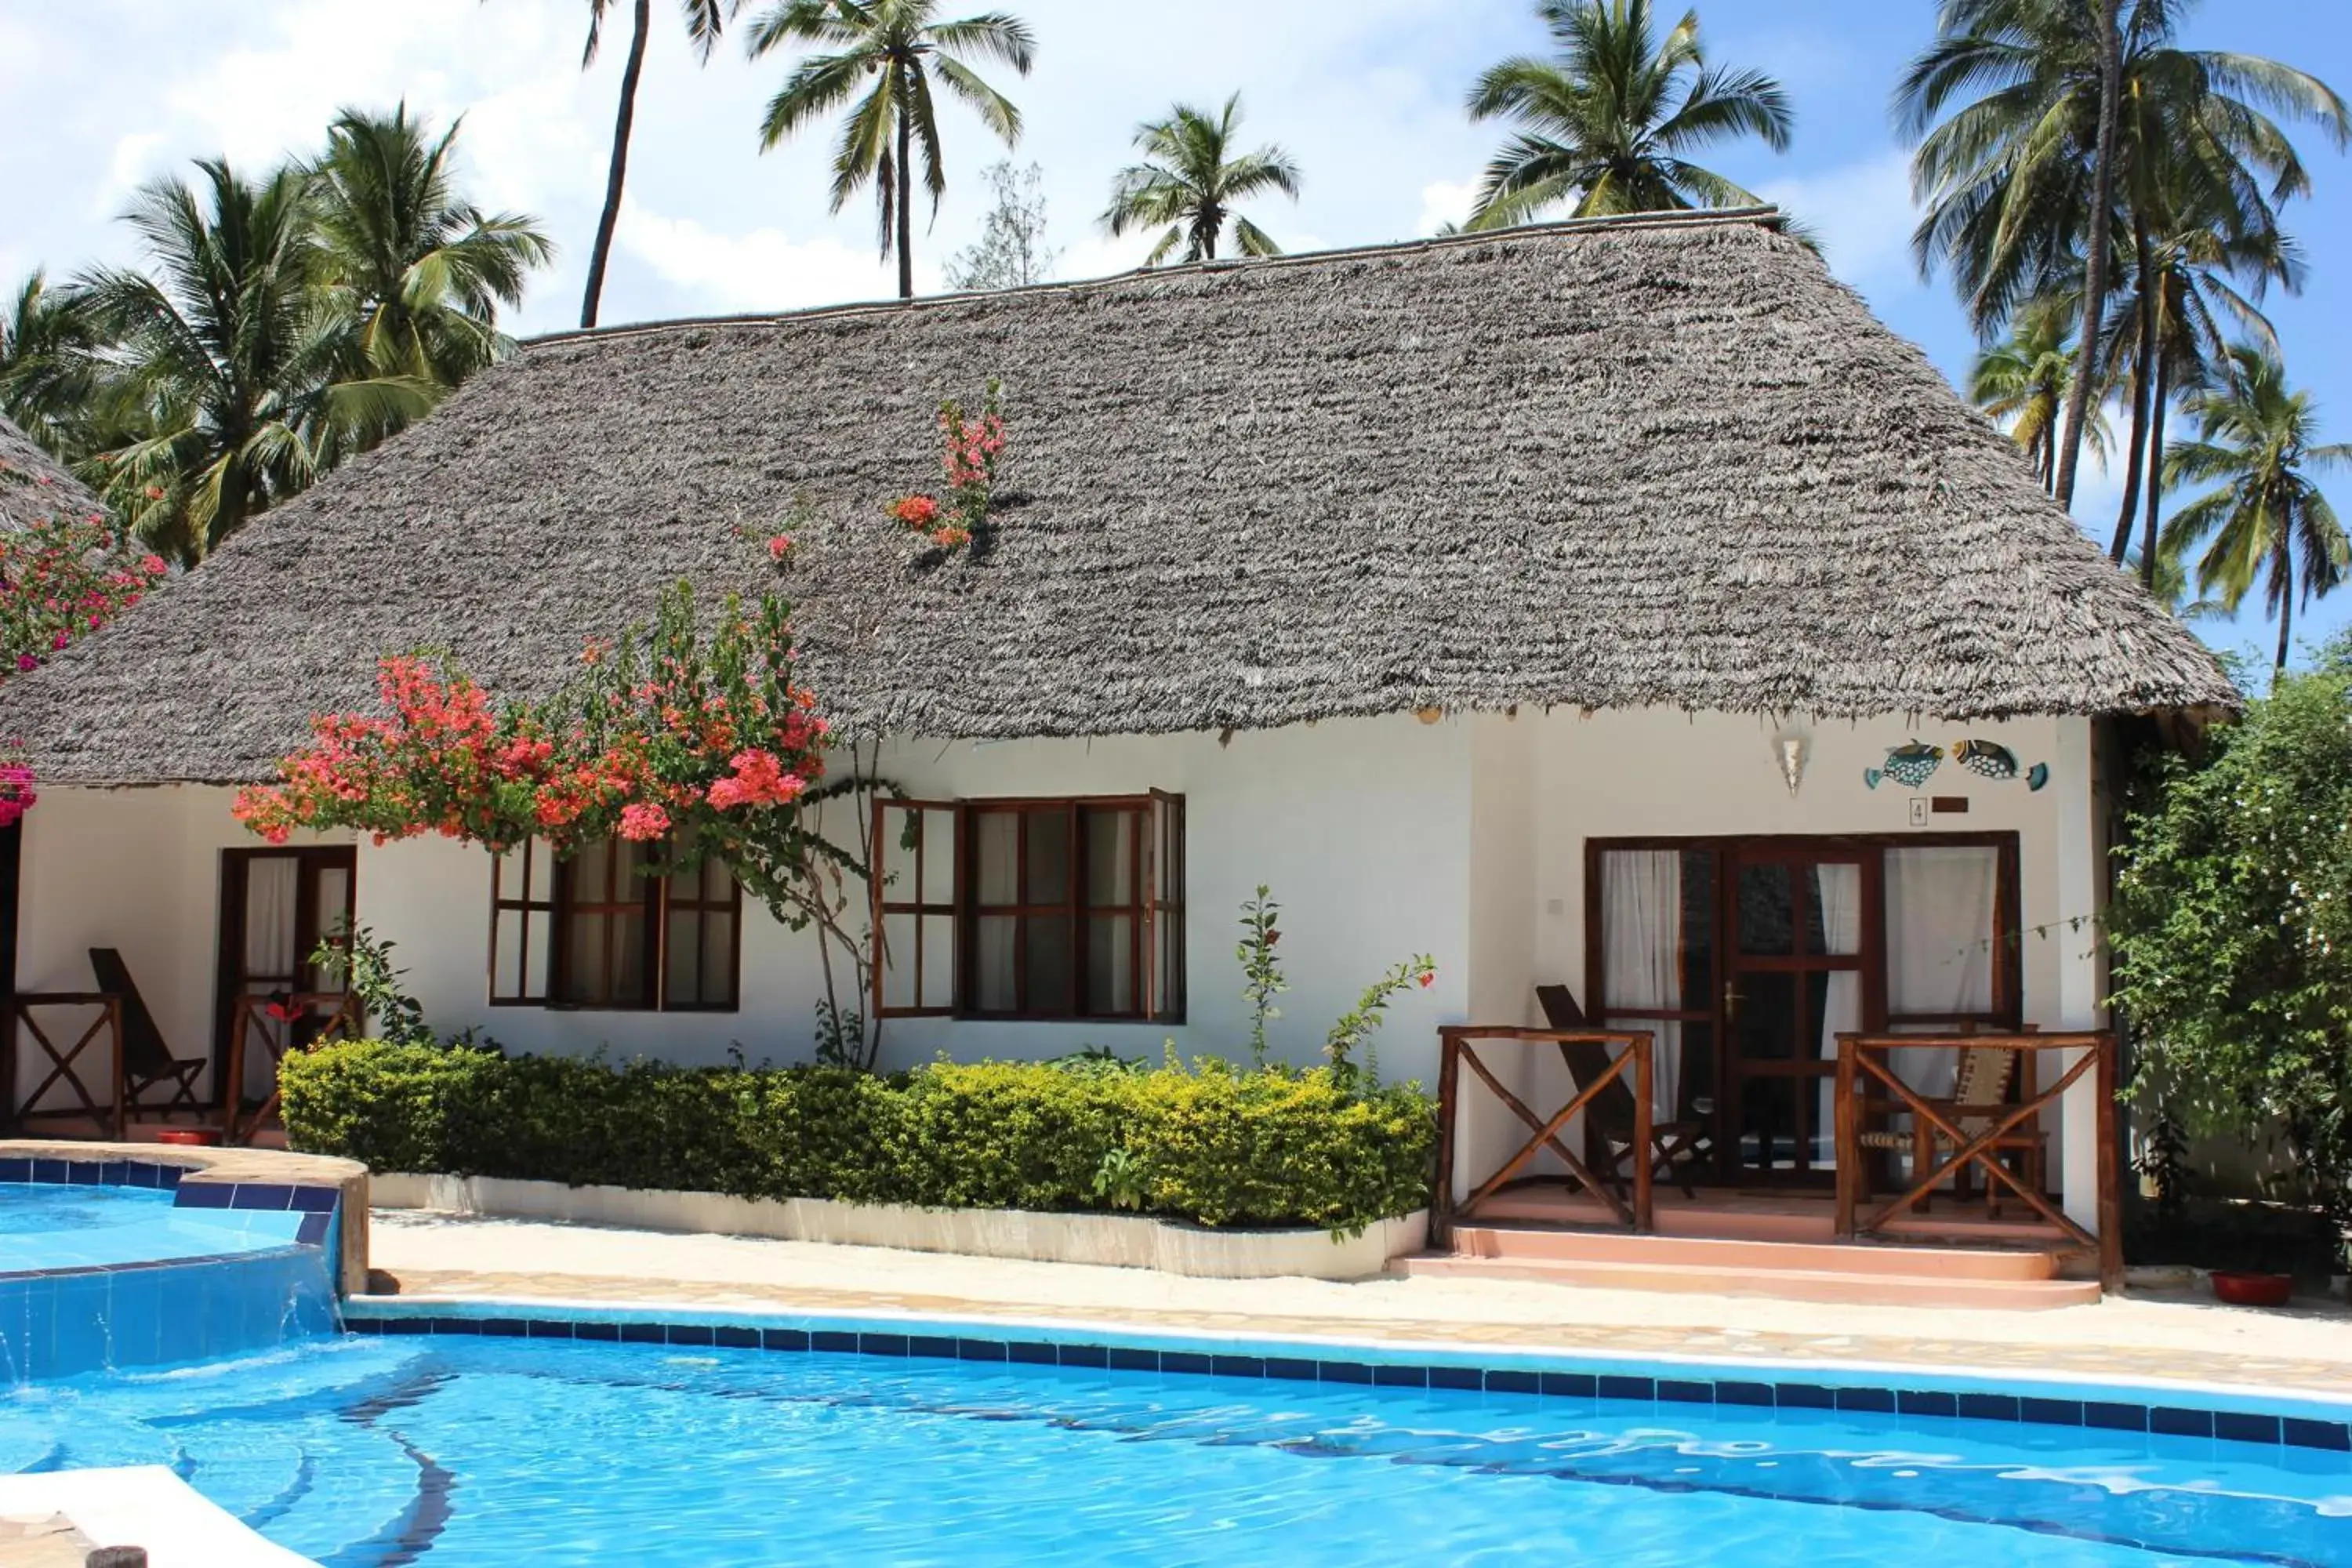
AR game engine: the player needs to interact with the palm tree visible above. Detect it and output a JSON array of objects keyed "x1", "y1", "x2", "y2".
[
  {"x1": 1103, "y1": 96, "x2": 1301, "y2": 264},
  {"x1": 0, "y1": 272, "x2": 107, "y2": 463},
  {"x1": 1968, "y1": 292, "x2": 2103, "y2": 493},
  {"x1": 1465, "y1": 0, "x2": 1791, "y2": 228},
  {"x1": 310, "y1": 106, "x2": 554, "y2": 394},
  {"x1": 75, "y1": 160, "x2": 433, "y2": 562},
  {"x1": 2161, "y1": 343, "x2": 2351, "y2": 672},
  {"x1": 575, "y1": 0, "x2": 742, "y2": 330},
  {"x1": 746, "y1": 0, "x2": 1036, "y2": 300},
  {"x1": 1895, "y1": 0, "x2": 2347, "y2": 506}
]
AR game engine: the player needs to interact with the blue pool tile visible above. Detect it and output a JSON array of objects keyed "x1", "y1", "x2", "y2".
[
  {"x1": 481, "y1": 1319, "x2": 530, "y2": 1339},
  {"x1": 1715, "y1": 1381, "x2": 1775, "y2": 1407},
  {"x1": 1899, "y1": 1390, "x2": 1958, "y2": 1418},
  {"x1": 295, "y1": 1214, "x2": 330, "y2": 1246},
  {"x1": 98, "y1": 1162, "x2": 133, "y2": 1187},
  {"x1": 1261, "y1": 1356, "x2": 1318, "y2": 1381},
  {"x1": 1657, "y1": 1380, "x2": 1714, "y2": 1405},
  {"x1": 175, "y1": 1183, "x2": 233, "y2": 1209},
  {"x1": 1483, "y1": 1369, "x2": 1539, "y2": 1396},
  {"x1": 379, "y1": 1318, "x2": 433, "y2": 1336},
  {"x1": 526, "y1": 1319, "x2": 574, "y2": 1341},
  {"x1": 2151, "y1": 1406, "x2": 2216, "y2": 1438},
  {"x1": 906, "y1": 1334, "x2": 958, "y2": 1362},
  {"x1": 1317, "y1": 1360, "x2": 1372, "y2": 1385},
  {"x1": 1541, "y1": 1371, "x2": 1598, "y2": 1399},
  {"x1": 289, "y1": 1185, "x2": 341, "y2": 1213},
  {"x1": 1211, "y1": 1354, "x2": 1267, "y2": 1380},
  {"x1": 123, "y1": 1162, "x2": 158, "y2": 1189},
  {"x1": 31, "y1": 1160, "x2": 68, "y2": 1185},
  {"x1": 759, "y1": 1327, "x2": 807, "y2": 1352},
  {"x1": 573, "y1": 1322, "x2": 621, "y2": 1343},
  {"x1": 65, "y1": 1163, "x2": 101, "y2": 1186},
  {"x1": 1105, "y1": 1346, "x2": 1158, "y2": 1373},
  {"x1": 2216, "y1": 1411, "x2": 2283, "y2": 1446},
  {"x1": 1004, "y1": 1341, "x2": 1057, "y2": 1366},
  {"x1": 2084, "y1": 1401, "x2": 2147, "y2": 1432},
  {"x1": 811, "y1": 1330, "x2": 858, "y2": 1354},
  {"x1": 1056, "y1": 1343, "x2": 1109, "y2": 1369},
  {"x1": 1957, "y1": 1392, "x2": 2021, "y2": 1423},
  {"x1": 154, "y1": 1167, "x2": 183, "y2": 1192},
  {"x1": 1371, "y1": 1364, "x2": 1427, "y2": 1388},
  {"x1": 229, "y1": 1184, "x2": 295, "y2": 1211},
  {"x1": 956, "y1": 1338, "x2": 1007, "y2": 1363},
  {"x1": 433, "y1": 1317, "x2": 485, "y2": 1336},
  {"x1": 859, "y1": 1332, "x2": 910, "y2": 1358},
  {"x1": 1836, "y1": 1388, "x2": 1896, "y2": 1414},
  {"x1": 1598, "y1": 1374, "x2": 1654, "y2": 1402},
  {"x1": 2283, "y1": 1418, "x2": 2352, "y2": 1451},
  {"x1": 667, "y1": 1324, "x2": 716, "y2": 1348},
  {"x1": 0, "y1": 1158, "x2": 28, "y2": 1183},
  {"x1": 1160, "y1": 1350, "x2": 1213, "y2": 1377},
  {"x1": 619, "y1": 1323, "x2": 666, "y2": 1345},
  {"x1": 2020, "y1": 1396, "x2": 2084, "y2": 1427},
  {"x1": 1428, "y1": 1365, "x2": 1482, "y2": 1392},
  {"x1": 344, "y1": 1316, "x2": 384, "y2": 1335},
  {"x1": 714, "y1": 1326, "x2": 760, "y2": 1350}
]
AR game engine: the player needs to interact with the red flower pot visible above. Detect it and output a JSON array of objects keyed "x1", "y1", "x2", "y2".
[
  {"x1": 154, "y1": 1129, "x2": 222, "y2": 1148},
  {"x1": 2211, "y1": 1270, "x2": 2295, "y2": 1308}
]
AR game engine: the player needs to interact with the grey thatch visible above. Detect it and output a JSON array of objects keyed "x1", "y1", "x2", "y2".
[
  {"x1": 0, "y1": 209, "x2": 2234, "y2": 787},
  {"x1": 0, "y1": 415, "x2": 106, "y2": 535}
]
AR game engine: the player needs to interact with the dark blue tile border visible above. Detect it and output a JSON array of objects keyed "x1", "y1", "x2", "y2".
[{"x1": 336, "y1": 1308, "x2": 2352, "y2": 1457}]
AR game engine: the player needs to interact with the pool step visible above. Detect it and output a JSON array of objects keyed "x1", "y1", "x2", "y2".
[{"x1": 1395, "y1": 1226, "x2": 2099, "y2": 1309}]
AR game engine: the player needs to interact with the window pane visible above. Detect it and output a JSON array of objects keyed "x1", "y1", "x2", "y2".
[
  {"x1": 1026, "y1": 809, "x2": 1071, "y2": 905},
  {"x1": 918, "y1": 811, "x2": 956, "y2": 906},
  {"x1": 573, "y1": 838, "x2": 612, "y2": 902},
  {"x1": 920, "y1": 915, "x2": 955, "y2": 1011},
  {"x1": 1735, "y1": 862, "x2": 1794, "y2": 956},
  {"x1": 1155, "y1": 909, "x2": 1183, "y2": 1022},
  {"x1": 1085, "y1": 808, "x2": 1136, "y2": 906},
  {"x1": 1602, "y1": 850, "x2": 1714, "y2": 1011},
  {"x1": 975, "y1": 814, "x2": 1018, "y2": 906},
  {"x1": 527, "y1": 838, "x2": 554, "y2": 901},
  {"x1": 524, "y1": 910, "x2": 550, "y2": 1000},
  {"x1": 880, "y1": 912, "x2": 919, "y2": 1011},
  {"x1": 1732, "y1": 971, "x2": 1797, "y2": 1060},
  {"x1": 666, "y1": 909, "x2": 704, "y2": 1006},
  {"x1": 1886, "y1": 846, "x2": 2000, "y2": 1015},
  {"x1": 1087, "y1": 913, "x2": 1136, "y2": 1014},
  {"x1": 1025, "y1": 913, "x2": 1073, "y2": 1013},
  {"x1": 702, "y1": 913, "x2": 734, "y2": 1005},
  {"x1": 975, "y1": 916, "x2": 1017, "y2": 1011},
  {"x1": 493, "y1": 909, "x2": 524, "y2": 998},
  {"x1": 1737, "y1": 1076, "x2": 1800, "y2": 1174},
  {"x1": 1807, "y1": 862, "x2": 1863, "y2": 956},
  {"x1": 611, "y1": 910, "x2": 647, "y2": 1005},
  {"x1": 563, "y1": 911, "x2": 609, "y2": 1004}
]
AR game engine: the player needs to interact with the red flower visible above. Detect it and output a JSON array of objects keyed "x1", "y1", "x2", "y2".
[
  {"x1": 618, "y1": 801, "x2": 671, "y2": 841},
  {"x1": 891, "y1": 494, "x2": 942, "y2": 528},
  {"x1": 767, "y1": 535, "x2": 793, "y2": 560},
  {"x1": 1417, "y1": 970, "x2": 1436, "y2": 989}
]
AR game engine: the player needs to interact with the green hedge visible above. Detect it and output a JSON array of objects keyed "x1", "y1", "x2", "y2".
[{"x1": 281, "y1": 1041, "x2": 1437, "y2": 1235}]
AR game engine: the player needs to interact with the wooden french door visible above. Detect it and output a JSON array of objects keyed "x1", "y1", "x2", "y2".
[
  {"x1": 1721, "y1": 846, "x2": 1877, "y2": 1185},
  {"x1": 214, "y1": 847, "x2": 358, "y2": 1099}
]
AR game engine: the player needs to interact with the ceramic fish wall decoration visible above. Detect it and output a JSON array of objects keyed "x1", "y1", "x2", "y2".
[
  {"x1": 1864, "y1": 741, "x2": 1943, "y2": 790},
  {"x1": 1951, "y1": 739, "x2": 2050, "y2": 791}
]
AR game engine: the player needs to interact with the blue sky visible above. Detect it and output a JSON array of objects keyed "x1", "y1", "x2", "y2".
[{"x1": 2, "y1": 0, "x2": 2346, "y2": 670}]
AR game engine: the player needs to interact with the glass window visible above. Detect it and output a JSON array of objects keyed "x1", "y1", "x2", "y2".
[{"x1": 491, "y1": 837, "x2": 739, "y2": 1011}]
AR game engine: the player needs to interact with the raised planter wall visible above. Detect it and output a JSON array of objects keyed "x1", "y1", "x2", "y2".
[{"x1": 372, "y1": 1173, "x2": 1427, "y2": 1281}]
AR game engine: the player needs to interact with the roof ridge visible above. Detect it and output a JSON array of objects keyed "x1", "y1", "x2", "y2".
[{"x1": 523, "y1": 204, "x2": 1791, "y2": 350}]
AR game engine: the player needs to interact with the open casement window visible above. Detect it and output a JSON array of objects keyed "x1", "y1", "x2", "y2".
[
  {"x1": 871, "y1": 794, "x2": 1185, "y2": 1023},
  {"x1": 488, "y1": 837, "x2": 741, "y2": 1012}
]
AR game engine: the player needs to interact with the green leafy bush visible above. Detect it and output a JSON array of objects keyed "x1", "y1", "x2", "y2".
[{"x1": 281, "y1": 1042, "x2": 1436, "y2": 1236}]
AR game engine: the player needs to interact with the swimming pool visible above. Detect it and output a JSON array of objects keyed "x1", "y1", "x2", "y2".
[
  {"x1": 0, "y1": 1182, "x2": 309, "y2": 1271},
  {"x1": 12, "y1": 1325, "x2": 2350, "y2": 1566}
]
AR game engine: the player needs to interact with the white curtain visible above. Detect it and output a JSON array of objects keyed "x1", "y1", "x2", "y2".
[
  {"x1": 1886, "y1": 847, "x2": 2000, "y2": 1097},
  {"x1": 1602, "y1": 851, "x2": 1682, "y2": 1118},
  {"x1": 243, "y1": 856, "x2": 299, "y2": 1097},
  {"x1": 1813, "y1": 862, "x2": 1862, "y2": 1164}
]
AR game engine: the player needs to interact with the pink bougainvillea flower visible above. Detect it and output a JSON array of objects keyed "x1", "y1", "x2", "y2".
[
  {"x1": 140, "y1": 555, "x2": 167, "y2": 575},
  {"x1": 14, "y1": 655, "x2": 37, "y2": 673},
  {"x1": 49, "y1": 633, "x2": 67, "y2": 651},
  {"x1": 767, "y1": 535, "x2": 793, "y2": 560},
  {"x1": 1417, "y1": 970, "x2": 1436, "y2": 989},
  {"x1": 618, "y1": 801, "x2": 671, "y2": 840}
]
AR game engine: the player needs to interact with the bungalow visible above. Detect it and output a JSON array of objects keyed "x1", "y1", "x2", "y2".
[{"x1": 0, "y1": 210, "x2": 2230, "y2": 1283}]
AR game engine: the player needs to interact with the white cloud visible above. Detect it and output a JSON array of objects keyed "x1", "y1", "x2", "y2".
[
  {"x1": 619, "y1": 201, "x2": 934, "y2": 314},
  {"x1": 1415, "y1": 179, "x2": 1478, "y2": 236},
  {"x1": 1757, "y1": 150, "x2": 1916, "y2": 285}
]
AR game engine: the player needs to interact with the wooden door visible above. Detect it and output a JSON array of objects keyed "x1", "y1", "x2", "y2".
[
  {"x1": 1720, "y1": 846, "x2": 1877, "y2": 1185},
  {"x1": 214, "y1": 847, "x2": 357, "y2": 1099}
]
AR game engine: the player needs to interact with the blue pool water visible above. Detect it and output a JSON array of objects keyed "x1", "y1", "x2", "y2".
[
  {"x1": 0, "y1": 1183, "x2": 307, "y2": 1271},
  {"x1": 9, "y1": 1333, "x2": 2350, "y2": 1566}
]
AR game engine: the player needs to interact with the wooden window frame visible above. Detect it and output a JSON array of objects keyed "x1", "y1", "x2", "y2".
[
  {"x1": 872, "y1": 793, "x2": 1185, "y2": 1025},
  {"x1": 488, "y1": 837, "x2": 742, "y2": 1014}
]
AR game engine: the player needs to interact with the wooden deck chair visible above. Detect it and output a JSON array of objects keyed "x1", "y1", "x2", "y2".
[
  {"x1": 88, "y1": 948, "x2": 206, "y2": 1119},
  {"x1": 1535, "y1": 985, "x2": 1711, "y2": 1199},
  {"x1": 1857, "y1": 1043, "x2": 2046, "y2": 1216}
]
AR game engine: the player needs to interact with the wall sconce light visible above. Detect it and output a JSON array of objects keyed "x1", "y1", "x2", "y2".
[{"x1": 1774, "y1": 731, "x2": 1809, "y2": 797}]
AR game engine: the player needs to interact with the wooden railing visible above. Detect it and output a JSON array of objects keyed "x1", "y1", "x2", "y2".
[
  {"x1": 223, "y1": 990, "x2": 361, "y2": 1146},
  {"x1": 2, "y1": 993, "x2": 126, "y2": 1139},
  {"x1": 1432, "y1": 1025, "x2": 1656, "y2": 1247},
  {"x1": 1833, "y1": 1030, "x2": 2122, "y2": 1290}
]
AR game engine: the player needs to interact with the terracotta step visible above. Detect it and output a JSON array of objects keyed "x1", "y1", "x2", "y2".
[
  {"x1": 1449, "y1": 1224, "x2": 2061, "y2": 1280},
  {"x1": 1468, "y1": 1189, "x2": 2068, "y2": 1248},
  {"x1": 1392, "y1": 1250, "x2": 2102, "y2": 1309}
]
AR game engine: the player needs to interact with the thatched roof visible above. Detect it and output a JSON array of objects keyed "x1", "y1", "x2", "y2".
[
  {"x1": 0, "y1": 209, "x2": 2234, "y2": 787},
  {"x1": 0, "y1": 416, "x2": 106, "y2": 534}
]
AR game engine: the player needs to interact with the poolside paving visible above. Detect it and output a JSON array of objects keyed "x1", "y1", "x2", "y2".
[{"x1": 367, "y1": 1210, "x2": 2352, "y2": 1400}]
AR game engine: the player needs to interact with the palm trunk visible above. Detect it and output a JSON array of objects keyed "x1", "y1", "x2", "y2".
[
  {"x1": 895, "y1": 71, "x2": 914, "y2": 301},
  {"x1": 2140, "y1": 351, "x2": 2169, "y2": 591},
  {"x1": 2055, "y1": 0, "x2": 2123, "y2": 509},
  {"x1": 2275, "y1": 539, "x2": 2295, "y2": 673},
  {"x1": 2108, "y1": 226, "x2": 2155, "y2": 562},
  {"x1": 581, "y1": 0, "x2": 652, "y2": 330}
]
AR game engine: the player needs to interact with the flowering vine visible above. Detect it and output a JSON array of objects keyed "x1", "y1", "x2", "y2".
[
  {"x1": 232, "y1": 580, "x2": 838, "y2": 933},
  {"x1": 890, "y1": 379, "x2": 1007, "y2": 552},
  {"x1": 0, "y1": 481, "x2": 168, "y2": 681}
]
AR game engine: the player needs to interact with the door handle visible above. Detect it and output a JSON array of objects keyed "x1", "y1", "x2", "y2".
[{"x1": 1723, "y1": 982, "x2": 1740, "y2": 1024}]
